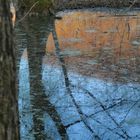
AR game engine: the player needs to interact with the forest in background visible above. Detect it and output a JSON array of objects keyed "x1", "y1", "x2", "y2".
[{"x1": 18, "y1": 0, "x2": 140, "y2": 15}]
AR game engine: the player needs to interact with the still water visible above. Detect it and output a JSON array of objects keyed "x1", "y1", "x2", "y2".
[{"x1": 16, "y1": 9, "x2": 140, "y2": 140}]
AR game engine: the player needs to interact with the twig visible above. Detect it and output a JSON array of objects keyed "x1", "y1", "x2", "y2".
[{"x1": 17, "y1": 1, "x2": 39, "y2": 23}]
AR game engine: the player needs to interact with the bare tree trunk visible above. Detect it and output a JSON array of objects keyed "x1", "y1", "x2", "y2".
[{"x1": 0, "y1": 0, "x2": 19, "y2": 139}]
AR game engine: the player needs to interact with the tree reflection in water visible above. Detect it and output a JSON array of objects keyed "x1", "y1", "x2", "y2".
[
  {"x1": 17, "y1": 9, "x2": 140, "y2": 140},
  {"x1": 17, "y1": 17, "x2": 67, "y2": 140}
]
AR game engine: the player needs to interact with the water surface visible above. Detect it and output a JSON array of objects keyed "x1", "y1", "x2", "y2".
[{"x1": 16, "y1": 9, "x2": 140, "y2": 140}]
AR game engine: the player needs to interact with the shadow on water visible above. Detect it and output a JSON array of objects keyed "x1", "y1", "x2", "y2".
[{"x1": 16, "y1": 9, "x2": 140, "y2": 140}]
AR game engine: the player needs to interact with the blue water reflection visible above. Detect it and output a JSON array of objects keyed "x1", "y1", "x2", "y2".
[{"x1": 18, "y1": 49, "x2": 34, "y2": 140}]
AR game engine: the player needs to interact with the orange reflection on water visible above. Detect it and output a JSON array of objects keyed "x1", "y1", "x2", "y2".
[
  {"x1": 47, "y1": 10, "x2": 140, "y2": 57},
  {"x1": 46, "y1": 10, "x2": 140, "y2": 82}
]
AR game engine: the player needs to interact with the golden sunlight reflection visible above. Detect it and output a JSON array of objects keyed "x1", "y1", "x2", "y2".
[
  {"x1": 47, "y1": 11, "x2": 140, "y2": 57},
  {"x1": 45, "y1": 10, "x2": 140, "y2": 82}
]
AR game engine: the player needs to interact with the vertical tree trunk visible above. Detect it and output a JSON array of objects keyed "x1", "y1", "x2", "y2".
[{"x1": 0, "y1": 0, "x2": 19, "y2": 139}]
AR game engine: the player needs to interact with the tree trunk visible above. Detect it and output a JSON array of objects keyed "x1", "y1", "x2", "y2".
[{"x1": 0, "y1": 0, "x2": 19, "y2": 139}]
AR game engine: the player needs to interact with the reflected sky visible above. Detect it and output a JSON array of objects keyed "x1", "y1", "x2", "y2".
[
  {"x1": 18, "y1": 49, "x2": 34, "y2": 140},
  {"x1": 17, "y1": 9, "x2": 140, "y2": 140}
]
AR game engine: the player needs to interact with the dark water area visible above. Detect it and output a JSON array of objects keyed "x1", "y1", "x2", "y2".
[{"x1": 16, "y1": 9, "x2": 140, "y2": 140}]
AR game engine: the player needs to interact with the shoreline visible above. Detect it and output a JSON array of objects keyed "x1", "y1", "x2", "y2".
[
  {"x1": 56, "y1": 7, "x2": 140, "y2": 13},
  {"x1": 54, "y1": 1, "x2": 140, "y2": 9}
]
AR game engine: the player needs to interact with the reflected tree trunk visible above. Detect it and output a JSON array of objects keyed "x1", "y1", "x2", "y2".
[
  {"x1": 0, "y1": 0, "x2": 19, "y2": 140},
  {"x1": 21, "y1": 17, "x2": 68, "y2": 140},
  {"x1": 51, "y1": 24, "x2": 101, "y2": 140},
  {"x1": 28, "y1": 35, "x2": 46, "y2": 139}
]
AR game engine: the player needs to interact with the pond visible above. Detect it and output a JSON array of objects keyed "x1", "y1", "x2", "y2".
[{"x1": 16, "y1": 8, "x2": 140, "y2": 140}]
